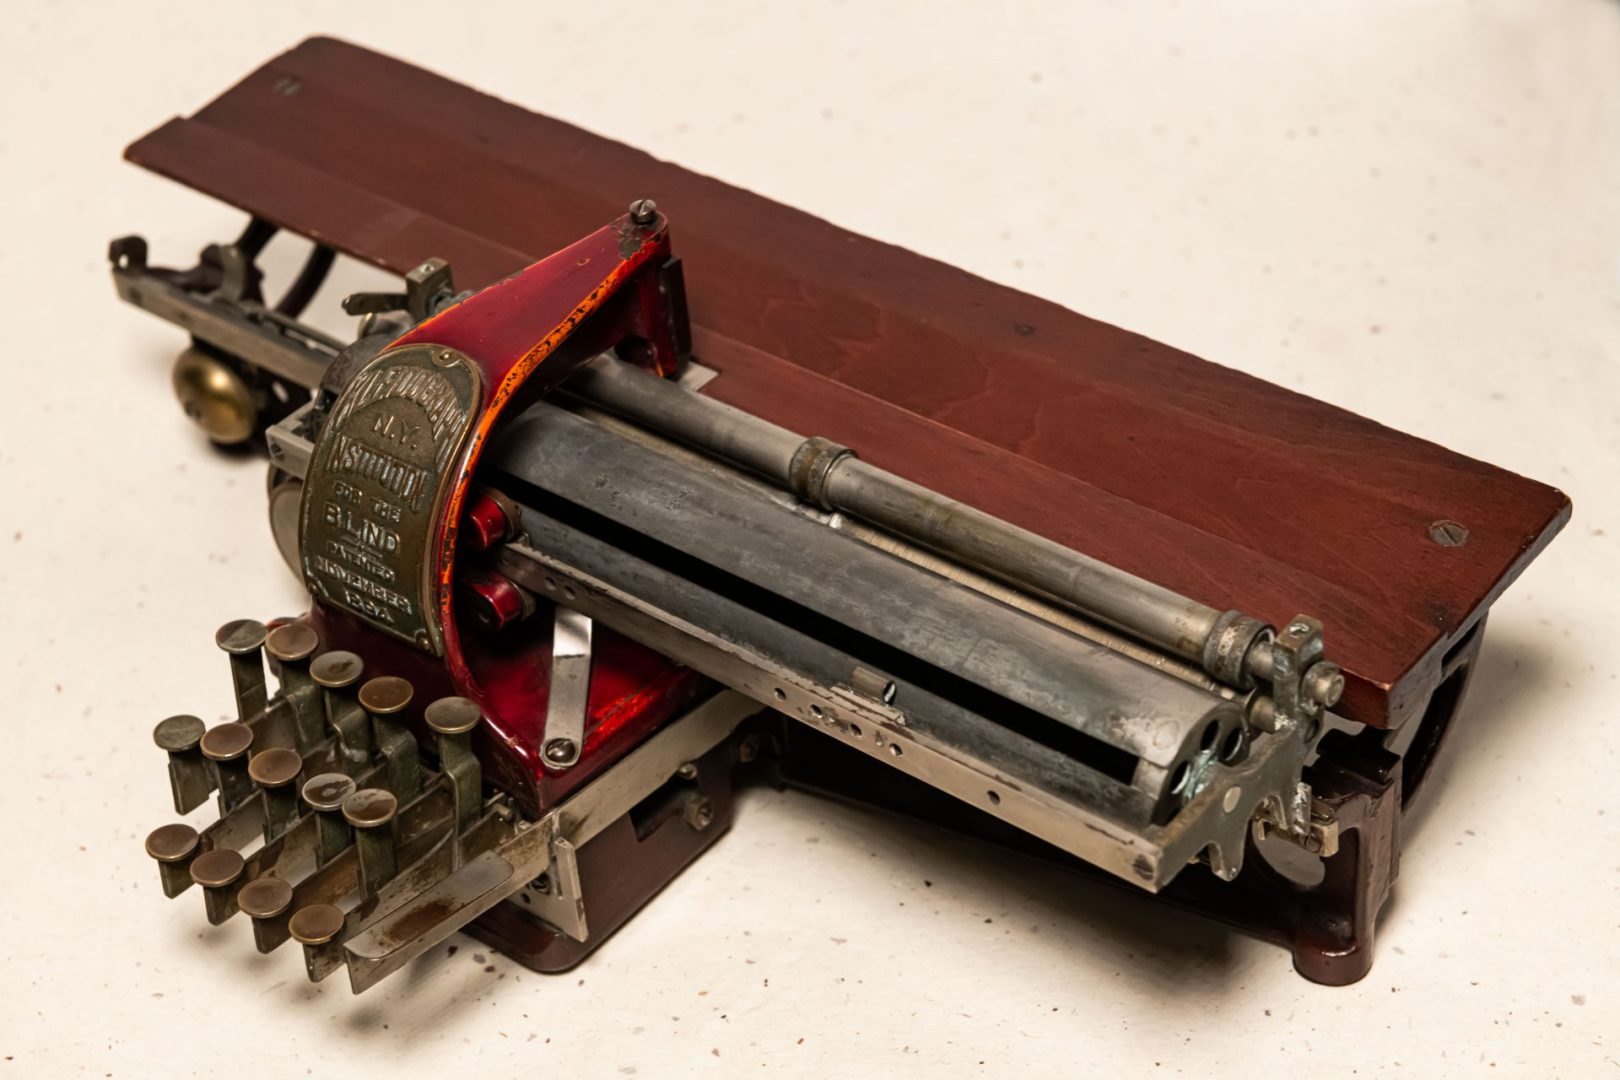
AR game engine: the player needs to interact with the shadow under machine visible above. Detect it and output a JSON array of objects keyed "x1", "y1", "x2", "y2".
[{"x1": 116, "y1": 39, "x2": 1568, "y2": 991}]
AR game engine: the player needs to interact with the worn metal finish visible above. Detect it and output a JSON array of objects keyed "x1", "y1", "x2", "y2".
[
  {"x1": 144, "y1": 823, "x2": 201, "y2": 897},
  {"x1": 425, "y1": 696, "x2": 483, "y2": 841},
  {"x1": 248, "y1": 747, "x2": 305, "y2": 840},
  {"x1": 358, "y1": 676, "x2": 421, "y2": 798},
  {"x1": 541, "y1": 608, "x2": 593, "y2": 770},
  {"x1": 495, "y1": 403, "x2": 1240, "y2": 784},
  {"x1": 298, "y1": 343, "x2": 483, "y2": 654},
  {"x1": 153, "y1": 714, "x2": 213, "y2": 814},
  {"x1": 345, "y1": 690, "x2": 755, "y2": 991},
  {"x1": 214, "y1": 619, "x2": 268, "y2": 721},
  {"x1": 309, "y1": 650, "x2": 370, "y2": 768},
  {"x1": 494, "y1": 515, "x2": 1312, "y2": 889},
  {"x1": 563, "y1": 357, "x2": 1264, "y2": 685},
  {"x1": 266, "y1": 622, "x2": 323, "y2": 751},
  {"x1": 343, "y1": 788, "x2": 400, "y2": 896},
  {"x1": 199, "y1": 721, "x2": 256, "y2": 812},
  {"x1": 302, "y1": 772, "x2": 356, "y2": 865},
  {"x1": 171, "y1": 345, "x2": 259, "y2": 444}
]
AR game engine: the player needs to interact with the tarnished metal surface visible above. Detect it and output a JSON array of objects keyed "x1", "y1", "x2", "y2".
[{"x1": 298, "y1": 343, "x2": 482, "y2": 654}]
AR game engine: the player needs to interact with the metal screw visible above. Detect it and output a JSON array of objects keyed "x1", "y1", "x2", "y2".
[
  {"x1": 683, "y1": 795, "x2": 715, "y2": 832},
  {"x1": 676, "y1": 762, "x2": 699, "y2": 780},
  {"x1": 738, "y1": 734, "x2": 761, "y2": 764},
  {"x1": 629, "y1": 198, "x2": 658, "y2": 226},
  {"x1": 1429, "y1": 519, "x2": 1469, "y2": 547},
  {"x1": 543, "y1": 738, "x2": 578, "y2": 765}
]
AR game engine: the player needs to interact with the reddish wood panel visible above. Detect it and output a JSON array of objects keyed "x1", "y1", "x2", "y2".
[{"x1": 124, "y1": 36, "x2": 1568, "y2": 727}]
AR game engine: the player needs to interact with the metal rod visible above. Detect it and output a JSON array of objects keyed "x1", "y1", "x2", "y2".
[{"x1": 565, "y1": 357, "x2": 1226, "y2": 669}]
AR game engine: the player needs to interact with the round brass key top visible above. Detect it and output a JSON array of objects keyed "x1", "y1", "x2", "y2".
[
  {"x1": 238, "y1": 877, "x2": 295, "y2": 920},
  {"x1": 302, "y1": 773, "x2": 357, "y2": 812},
  {"x1": 309, "y1": 651, "x2": 364, "y2": 689},
  {"x1": 199, "y1": 722, "x2": 253, "y2": 762},
  {"x1": 288, "y1": 903, "x2": 345, "y2": 946},
  {"x1": 358, "y1": 676, "x2": 413, "y2": 716},
  {"x1": 247, "y1": 747, "x2": 303, "y2": 788},
  {"x1": 190, "y1": 848, "x2": 246, "y2": 889},
  {"x1": 425, "y1": 696, "x2": 481, "y2": 735},
  {"x1": 144, "y1": 823, "x2": 200, "y2": 863},
  {"x1": 342, "y1": 788, "x2": 398, "y2": 829},
  {"x1": 152, "y1": 715, "x2": 206, "y2": 753},
  {"x1": 265, "y1": 622, "x2": 319, "y2": 663}
]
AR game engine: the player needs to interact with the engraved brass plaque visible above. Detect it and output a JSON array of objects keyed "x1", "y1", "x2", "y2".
[{"x1": 299, "y1": 344, "x2": 482, "y2": 654}]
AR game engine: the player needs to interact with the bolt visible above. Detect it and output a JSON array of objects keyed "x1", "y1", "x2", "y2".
[
  {"x1": 676, "y1": 762, "x2": 699, "y2": 780},
  {"x1": 1429, "y1": 519, "x2": 1469, "y2": 547},
  {"x1": 738, "y1": 734, "x2": 761, "y2": 764},
  {"x1": 1303, "y1": 662, "x2": 1346, "y2": 708},
  {"x1": 683, "y1": 795, "x2": 715, "y2": 832},
  {"x1": 629, "y1": 198, "x2": 658, "y2": 226},
  {"x1": 543, "y1": 738, "x2": 578, "y2": 766}
]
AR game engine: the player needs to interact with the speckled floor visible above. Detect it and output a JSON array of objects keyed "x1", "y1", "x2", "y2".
[{"x1": 3, "y1": 2, "x2": 1616, "y2": 1075}]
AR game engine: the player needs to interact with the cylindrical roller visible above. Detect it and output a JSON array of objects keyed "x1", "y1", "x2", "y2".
[
  {"x1": 215, "y1": 619, "x2": 269, "y2": 721},
  {"x1": 563, "y1": 357, "x2": 1222, "y2": 665},
  {"x1": 199, "y1": 722, "x2": 255, "y2": 812},
  {"x1": 495, "y1": 403, "x2": 1241, "y2": 791},
  {"x1": 302, "y1": 772, "x2": 357, "y2": 866}
]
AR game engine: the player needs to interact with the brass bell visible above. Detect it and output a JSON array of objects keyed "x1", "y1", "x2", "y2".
[{"x1": 172, "y1": 345, "x2": 258, "y2": 444}]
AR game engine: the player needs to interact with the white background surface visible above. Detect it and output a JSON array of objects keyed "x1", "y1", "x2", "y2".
[{"x1": 2, "y1": 2, "x2": 1617, "y2": 1076}]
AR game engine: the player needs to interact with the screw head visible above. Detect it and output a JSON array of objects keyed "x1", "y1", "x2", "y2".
[
  {"x1": 1429, "y1": 519, "x2": 1469, "y2": 547},
  {"x1": 543, "y1": 738, "x2": 578, "y2": 766},
  {"x1": 683, "y1": 795, "x2": 715, "y2": 832},
  {"x1": 628, "y1": 198, "x2": 658, "y2": 225},
  {"x1": 738, "y1": 734, "x2": 761, "y2": 764}
]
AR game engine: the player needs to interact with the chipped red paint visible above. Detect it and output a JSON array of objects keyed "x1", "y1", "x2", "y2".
[{"x1": 306, "y1": 211, "x2": 704, "y2": 815}]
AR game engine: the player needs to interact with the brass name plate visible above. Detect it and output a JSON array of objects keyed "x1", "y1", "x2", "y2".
[{"x1": 299, "y1": 344, "x2": 482, "y2": 654}]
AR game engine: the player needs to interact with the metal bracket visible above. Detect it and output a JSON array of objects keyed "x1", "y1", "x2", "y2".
[{"x1": 541, "y1": 608, "x2": 593, "y2": 769}]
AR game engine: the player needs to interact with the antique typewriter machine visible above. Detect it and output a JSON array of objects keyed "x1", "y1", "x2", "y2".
[{"x1": 117, "y1": 39, "x2": 1568, "y2": 992}]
